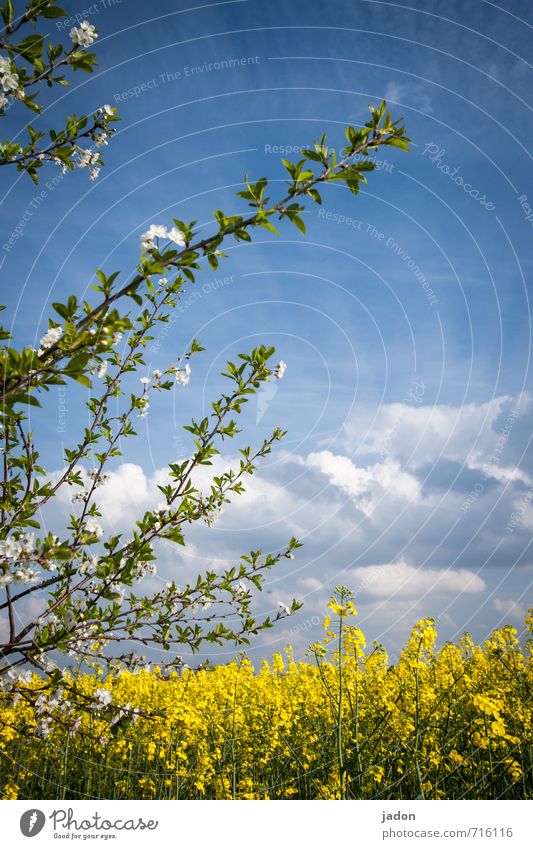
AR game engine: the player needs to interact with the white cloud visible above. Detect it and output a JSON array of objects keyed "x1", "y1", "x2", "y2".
[
  {"x1": 385, "y1": 80, "x2": 434, "y2": 114},
  {"x1": 340, "y1": 392, "x2": 532, "y2": 485},
  {"x1": 43, "y1": 388, "x2": 532, "y2": 654},
  {"x1": 492, "y1": 598, "x2": 527, "y2": 623},
  {"x1": 307, "y1": 450, "x2": 421, "y2": 516},
  {"x1": 349, "y1": 559, "x2": 486, "y2": 599}
]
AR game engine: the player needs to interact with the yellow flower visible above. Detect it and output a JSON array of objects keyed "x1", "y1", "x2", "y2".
[{"x1": 2, "y1": 781, "x2": 19, "y2": 800}]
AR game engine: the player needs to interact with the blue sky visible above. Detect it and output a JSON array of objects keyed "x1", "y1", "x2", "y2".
[{"x1": 1, "y1": 0, "x2": 532, "y2": 662}]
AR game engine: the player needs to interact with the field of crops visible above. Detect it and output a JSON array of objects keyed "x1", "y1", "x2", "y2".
[{"x1": 1, "y1": 604, "x2": 532, "y2": 801}]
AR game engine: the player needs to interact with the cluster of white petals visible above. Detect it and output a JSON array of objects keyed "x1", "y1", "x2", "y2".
[
  {"x1": 168, "y1": 225, "x2": 186, "y2": 246},
  {"x1": 76, "y1": 147, "x2": 100, "y2": 180},
  {"x1": 233, "y1": 580, "x2": 249, "y2": 599},
  {"x1": 88, "y1": 468, "x2": 110, "y2": 487},
  {"x1": 77, "y1": 148, "x2": 99, "y2": 167},
  {"x1": 134, "y1": 561, "x2": 157, "y2": 581},
  {"x1": 84, "y1": 517, "x2": 104, "y2": 538},
  {"x1": 0, "y1": 669, "x2": 32, "y2": 690},
  {"x1": 93, "y1": 687, "x2": 112, "y2": 709},
  {"x1": 171, "y1": 363, "x2": 191, "y2": 385},
  {"x1": 0, "y1": 532, "x2": 36, "y2": 562},
  {"x1": 189, "y1": 594, "x2": 212, "y2": 612},
  {"x1": 12, "y1": 566, "x2": 39, "y2": 584},
  {"x1": 94, "y1": 131, "x2": 108, "y2": 147},
  {"x1": 0, "y1": 55, "x2": 24, "y2": 101},
  {"x1": 69, "y1": 20, "x2": 98, "y2": 47},
  {"x1": 0, "y1": 533, "x2": 41, "y2": 587},
  {"x1": 79, "y1": 555, "x2": 98, "y2": 575},
  {"x1": 38, "y1": 325, "x2": 63, "y2": 356},
  {"x1": 274, "y1": 360, "x2": 287, "y2": 379},
  {"x1": 140, "y1": 223, "x2": 186, "y2": 253}
]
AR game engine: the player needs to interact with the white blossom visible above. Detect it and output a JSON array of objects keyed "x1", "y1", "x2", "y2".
[
  {"x1": 274, "y1": 360, "x2": 287, "y2": 379},
  {"x1": 234, "y1": 580, "x2": 249, "y2": 599},
  {"x1": 278, "y1": 601, "x2": 291, "y2": 615},
  {"x1": 1, "y1": 71, "x2": 19, "y2": 92},
  {"x1": 90, "y1": 167, "x2": 100, "y2": 181},
  {"x1": 39, "y1": 325, "x2": 63, "y2": 353},
  {"x1": 0, "y1": 93, "x2": 8, "y2": 109},
  {"x1": 79, "y1": 555, "x2": 98, "y2": 575},
  {"x1": 157, "y1": 277, "x2": 167, "y2": 287},
  {"x1": 11, "y1": 669, "x2": 33, "y2": 685},
  {"x1": 97, "y1": 360, "x2": 108, "y2": 378},
  {"x1": 168, "y1": 225, "x2": 186, "y2": 247},
  {"x1": 72, "y1": 489, "x2": 88, "y2": 503},
  {"x1": 101, "y1": 104, "x2": 114, "y2": 116},
  {"x1": 152, "y1": 369, "x2": 162, "y2": 379},
  {"x1": 94, "y1": 131, "x2": 108, "y2": 147},
  {"x1": 134, "y1": 562, "x2": 156, "y2": 581},
  {"x1": 84, "y1": 517, "x2": 104, "y2": 538},
  {"x1": 13, "y1": 566, "x2": 39, "y2": 584},
  {"x1": 194, "y1": 594, "x2": 211, "y2": 610},
  {"x1": 86, "y1": 469, "x2": 110, "y2": 488},
  {"x1": 140, "y1": 223, "x2": 168, "y2": 252},
  {"x1": 93, "y1": 687, "x2": 112, "y2": 708},
  {"x1": 77, "y1": 148, "x2": 99, "y2": 168},
  {"x1": 35, "y1": 718, "x2": 52, "y2": 738},
  {"x1": 0, "y1": 534, "x2": 41, "y2": 584},
  {"x1": 140, "y1": 376, "x2": 150, "y2": 384},
  {"x1": 173, "y1": 363, "x2": 191, "y2": 385},
  {"x1": 0, "y1": 56, "x2": 10, "y2": 74},
  {"x1": 69, "y1": 21, "x2": 98, "y2": 48}
]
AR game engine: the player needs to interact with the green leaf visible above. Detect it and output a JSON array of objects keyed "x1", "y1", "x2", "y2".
[
  {"x1": 15, "y1": 34, "x2": 44, "y2": 65},
  {"x1": 258, "y1": 219, "x2": 280, "y2": 235},
  {"x1": 386, "y1": 137, "x2": 410, "y2": 152},
  {"x1": 0, "y1": 0, "x2": 13, "y2": 28},
  {"x1": 19, "y1": 393, "x2": 41, "y2": 407},
  {"x1": 40, "y1": 6, "x2": 67, "y2": 17},
  {"x1": 52, "y1": 302, "x2": 69, "y2": 320}
]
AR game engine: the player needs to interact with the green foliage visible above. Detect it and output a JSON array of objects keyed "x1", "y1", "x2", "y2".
[
  {"x1": 0, "y1": 0, "x2": 117, "y2": 181},
  {"x1": 0, "y1": 10, "x2": 410, "y2": 732}
]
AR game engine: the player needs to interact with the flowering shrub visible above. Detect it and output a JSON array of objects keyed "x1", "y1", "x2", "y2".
[
  {"x1": 0, "y1": 4, "x2": 411, "y2": 731},
  {"x1": 1, "y1": 593, "x2": 531, "y2": 800},
  {"x1": 0, "y1": 1, "x2": 119, "y2": 181}
]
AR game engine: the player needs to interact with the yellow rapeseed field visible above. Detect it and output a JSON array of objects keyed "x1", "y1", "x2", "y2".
[{"x1": 1, "y1": 596, "x2": 532, "y2": 800}]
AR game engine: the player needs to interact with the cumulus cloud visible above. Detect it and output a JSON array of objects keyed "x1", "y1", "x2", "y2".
[
  {"x1": 306, "y1": 451, "x2": 421, "y2": 516},
  {"x1": 349, "y1": 559, "x2": 486, "y2": 599},
  {"x1": 336, "y1": 392, "x2": 533, "y2": 492},
  {"x1": 492, "y1": 598, "x2": 528, "y2": 623},
  {"x1": 43, "y1": 388, "x2": 532, "y2": 653}
]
